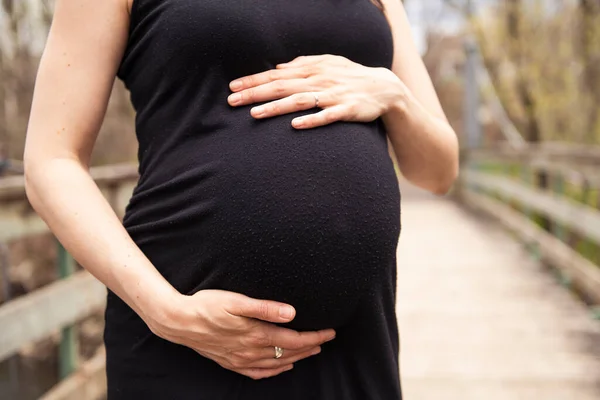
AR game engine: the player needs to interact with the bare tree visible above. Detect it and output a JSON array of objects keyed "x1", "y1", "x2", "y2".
[{"x1": 579, "y1": 0, "x2": 600, "y2": 140}]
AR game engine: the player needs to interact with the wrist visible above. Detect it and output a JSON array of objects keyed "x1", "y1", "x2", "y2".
[
  {"x1": 385, "y1": 74, "x2": 410, "y2": 116},
  {"x1": 132, "y1": 281, "x2": 185, "y2": 330}
]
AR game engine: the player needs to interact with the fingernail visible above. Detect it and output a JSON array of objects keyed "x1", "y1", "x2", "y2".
[
  {"x1": 252, "y1": 106, "x2": 265, "y2": 117},
  {"x1": 312, "y1": 347, "x2": 321, "y2": 355},
  {"x1": 292, "y1": 118, "x2": 304, "y2": 128},
  {"x1": 230, "y1": 80, "x2": 242, "y2": 90},
  {"x1": 279, "y1": 306, "x2": 294, "y2": 320},
  {"x1": 286, "y1": 364, "x2": 294, "y2": 371},
  {"x1": 228, "y1": 93, "x2": 242, "y2": 105},
  {"x1": 327, "y1": 331, "x2": 336, "y2": 341}
]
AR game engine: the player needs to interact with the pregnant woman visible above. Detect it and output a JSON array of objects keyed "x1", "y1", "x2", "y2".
[{"x1": 24, "y1": 0, "x2": 458, "y2": 398}]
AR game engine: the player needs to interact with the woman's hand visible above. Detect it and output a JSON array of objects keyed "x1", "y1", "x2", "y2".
[
  {"x1": 147, "y1": 289, "x2": 336, "y2": 380},
  {"x1": 227, "y1": 54, "x2": 406, "y2": 129}
]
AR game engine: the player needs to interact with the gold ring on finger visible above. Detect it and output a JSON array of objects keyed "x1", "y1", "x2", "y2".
[{"x1": 274, "y1": 346, "x2": 284, "y2": 359}]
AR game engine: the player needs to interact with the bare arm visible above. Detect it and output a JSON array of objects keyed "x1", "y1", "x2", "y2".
[
  {"x1": 24, "y1": 0, "x2": 334, "y2": 379},
  {"x1": 23, "y1": 0, "x2": 179, "y2": 323},
  {"x1": 381, "y1": 0, "x2": 459, "y2": 194}
]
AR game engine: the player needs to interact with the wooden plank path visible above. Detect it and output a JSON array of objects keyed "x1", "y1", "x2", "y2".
[{"x1": 396, "y1": 182, "x2": 600, "y2": 399}]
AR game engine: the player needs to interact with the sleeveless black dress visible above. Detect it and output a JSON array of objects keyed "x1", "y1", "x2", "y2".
[{"x1": 106, "y1": 0, "x2": 402, "y2": 398}]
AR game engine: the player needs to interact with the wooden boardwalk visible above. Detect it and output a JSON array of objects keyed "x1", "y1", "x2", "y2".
[{"x1": 396, "y1": 182, "x2": 600, "y2": 400}]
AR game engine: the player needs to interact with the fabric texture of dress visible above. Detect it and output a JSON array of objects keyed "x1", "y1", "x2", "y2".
[{"x1": 106, "y1": 0, "x2": 403, "y2": 398}]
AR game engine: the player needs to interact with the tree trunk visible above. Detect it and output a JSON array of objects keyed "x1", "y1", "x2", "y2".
[{"x1": 579, "y1": 0, "x2": 600, "y2": 142}]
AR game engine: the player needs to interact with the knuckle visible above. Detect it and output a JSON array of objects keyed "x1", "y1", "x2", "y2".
[
  {"x1": 245, "y1": 370, "x2": 264, "y2": 380},
  {"x1": 267, "y1": 70, "x2": 279, "y2": 81},
  {"x1": 303, "y1": 65, "x2": 317, "y2": 77},
  {"x1": 325, "y1": 110, "x2": 338, "y2": 123},
  {"x1": 233, "y1": 317, "x2": 253, "y2": 332},
  {"x1": 257, "y1": 300, "x2": 271, "y2": 320},
  {"x1": 295, "y1": 95, "x2": 310, "y2": 108},
  {"x1": 288, "y1": 338, "x2": 306, "y2": 350},
  {"x1": 270, "y1": 103, "x2": 282, "y2": 115},
  {"x1": 334, "y1": 55, "x2": 348, "y2": 64},
  {"x1": 317, "y1": 77, "x2": 335, "y2": 87},
  {"x1": 348, "y1": 104, "x2": 360, "y2": 118},
  {"x1": 222, "y1": 359, "x2": 238, "y2": 371},
  {"x1": 249, "y1": 331, "x2": 270, "y2": 347},
  {"x1": 257, "y1": 335, "x2": 271, "y2": 347},
  {"x1": 273, "y1": 80, "x2": 286, "y2": 94},
  {"x1": 244, "y1": 88, "x2": 255, "y2": 102},
  {"x1": 344, "y1": 104, "x2": 355, "y2": 116},
  {"x1": 314, "y1": 333, "x2": 328, "y2": 345},
  {"x1": 237, "y1": 351, "x2": 255, "y2": 362},
  {"x1": 230, "y1": 359, "x2": 246, "y2": 369},
  {"x1": 217, "y1": 360, "x2": 233, "y2": 371}
]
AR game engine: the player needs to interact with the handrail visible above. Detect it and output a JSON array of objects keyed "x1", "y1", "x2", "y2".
[
  {"x1": 464, "y1": 171, "x2": 600, "y2": 244},
  {"x1": 463, "y1": 190, "x2": 600, "y2": 305},
  {"x1": 0, "y1": 163, "x2": 139, "y2": 398},
  {"x1": 459, "y1": 143, "x2": 600, "y2": 308},
  {"x1": 0, "y1": 163, "x2": 138, "y2": 200},
  {"x1": 0, "y1": 272, "x2": 106, "y2": 362},
  {"x1": 0, "y1": 159, "x2": 24, "y2": 176},
  {"x1": 39, "y1": 348, "x2": 106, "y2": 400},
  {"x1": 468, "y1": 143, "x2": 600, "y2": 163},
  {"x1": 0, "y1": 164, "x2": 138, "y2": 241}
]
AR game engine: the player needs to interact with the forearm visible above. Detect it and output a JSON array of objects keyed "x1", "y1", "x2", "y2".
[
  {"x1": 24, "y1": 157, "x2": 180, "y2": 324},
  {"x1": 381, "y1": 80, "x2": 459, "y2": 195}
]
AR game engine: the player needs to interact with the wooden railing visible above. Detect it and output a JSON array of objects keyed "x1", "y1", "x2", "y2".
[
  {"x1": 0, "y1": 164, "x2": 138, "y2": 400},
  {"x1": 458, "y1": 142, "x2": 600, "y2": 310}
]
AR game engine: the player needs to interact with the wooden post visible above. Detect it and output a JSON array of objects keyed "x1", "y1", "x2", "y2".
[
  {"x1": 551, "y1": 173, "x2": 571, "y2": 287},
  {"x1": 551, "y1": 174, "x2": 567, "y2": 241},
  {"x1": 520, "y1": 166, "x2": 532, "y2": 219},
  {"x1": 57, "y1": 242, "x2": 79, "y2": 379},
  {"x1": 536, "y1": 169, "x2": 551, "y2": 231},
  {"x1": 461, "y1": 10, "x2": 482, "y2": 200},
  {"x1": 579, "y1": 179, "x2": 594, "y2": 264},
  {"x1": 0, "y1": 243, "x2": 19, "y2": 397}
]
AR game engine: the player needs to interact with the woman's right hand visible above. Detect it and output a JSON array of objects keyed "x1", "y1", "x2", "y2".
[{"x1": 146, "y1": 289, "x2": 336, "y2": 380}]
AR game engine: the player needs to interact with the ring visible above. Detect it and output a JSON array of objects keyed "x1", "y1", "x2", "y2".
[
  {"x1": 274, "y1": 346, "x2": 284, "y2": 359},
  {"x1": 313, "y1": 93, "x2": 320, "y2": 108}
]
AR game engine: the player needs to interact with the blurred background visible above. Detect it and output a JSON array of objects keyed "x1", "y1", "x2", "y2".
[{"x1": 1, "y1": 0, "x2": 600, "y2": 399}]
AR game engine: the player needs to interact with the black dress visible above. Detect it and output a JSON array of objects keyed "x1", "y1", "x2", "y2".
[{"x1": 106, "y1": 0, "x2": 402, "y2": 398}]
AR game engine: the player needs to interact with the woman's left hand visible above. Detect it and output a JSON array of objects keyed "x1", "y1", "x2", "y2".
[{"x1": 227, "y1": 55, "x2": 406, "y2": 129}]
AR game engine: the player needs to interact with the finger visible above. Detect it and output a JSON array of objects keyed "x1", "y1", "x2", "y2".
[
  {"x1": 230, "y1": 68, "x2": 313, "y2": 92},
  {"x1": 244, "y1": 346, "x2": 321, "y2": 369},
  {"x1": 228, "y1": 79, "x2": 314, "y2": 107},
  {"x1": 237, "y1": 364, "x2": 294, "y2": 380},
  {"x1": 276, "y1": 55, "x2": 330, "y2": 69},
  {"x1": 250, "y1": 92, "x2": 326, "y2": 119},
  {"x1": 238, "y1": 344, "x2": 320, "y2": 363},
  {"x1": 292, "y1": 104, "x2": 349, "y2": 129},
  {"x1": 225, "y1": 295, "x2": 296, "y2": 323},
  {"x1": 264, "y1": 325, "x2": 336, "y2": 350}
]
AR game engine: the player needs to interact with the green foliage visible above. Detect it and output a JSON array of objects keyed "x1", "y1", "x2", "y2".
[{"x1": 473, "y1": 1, "x2": 600, "y2": 144}]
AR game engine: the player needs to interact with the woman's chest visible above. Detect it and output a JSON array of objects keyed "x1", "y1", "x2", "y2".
[{"x1": 128, "y1": 0, "x2": 393, "y2": 75}]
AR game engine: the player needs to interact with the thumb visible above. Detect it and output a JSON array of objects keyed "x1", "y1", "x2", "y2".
[{"x1": 227, "y1": 295, "x2": 296, "y2": 323}]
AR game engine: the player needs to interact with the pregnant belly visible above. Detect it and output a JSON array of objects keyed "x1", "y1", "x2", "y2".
[{"x1": 125, "y1": 118, "x2": 401, "y2": 331}]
